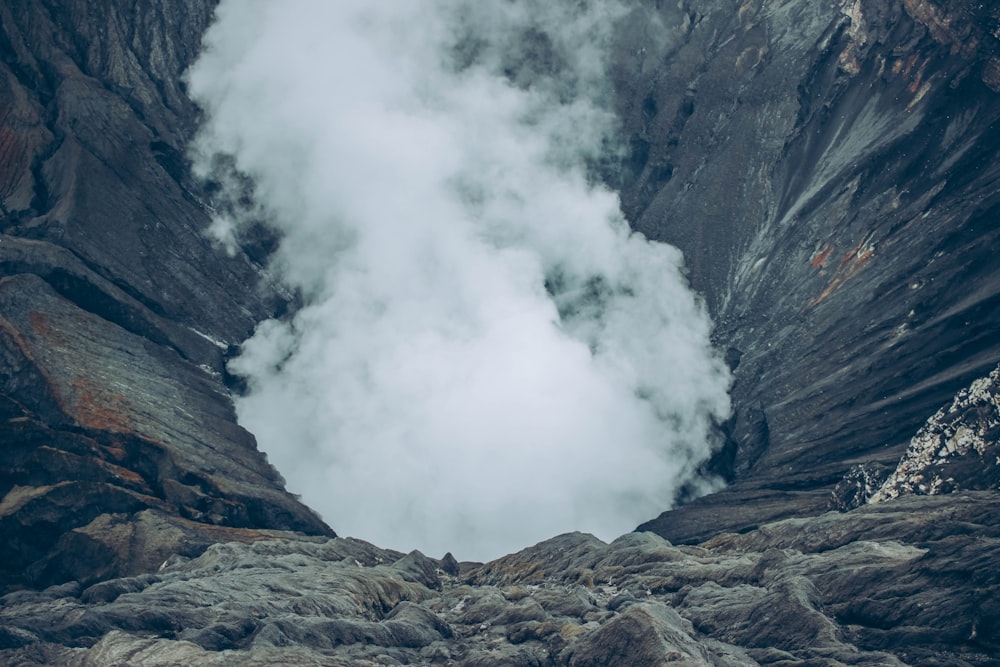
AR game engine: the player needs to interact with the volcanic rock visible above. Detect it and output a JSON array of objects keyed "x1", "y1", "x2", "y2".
[
  {"x1": 2, "y1": 494, "x2": 998, "y2": 664},
  {"x1": 871, "y1": 363, "x2": 1000, "y2": 501},
  {"x1": 628, "y1": 0, "x2": 1000, "y2": 542},
  {"x1": 0, "y1": 0, "x2": 332, "y2": 592},
  {"x1": 0, "y1": 0, "x2": 998, "y2": 664}
]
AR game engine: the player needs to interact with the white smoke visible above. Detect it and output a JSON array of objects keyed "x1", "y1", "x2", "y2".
[{"x1": 187, "y1": 0, "x2": 731, "y2": 561}]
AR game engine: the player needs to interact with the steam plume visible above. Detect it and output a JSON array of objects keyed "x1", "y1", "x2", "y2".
[{"x1": 188, "y1": 0, "x2": 731, "y2": 560}]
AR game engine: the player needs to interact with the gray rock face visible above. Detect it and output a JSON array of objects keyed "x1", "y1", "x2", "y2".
[
  {"x1": 0, "y1": 0, "x2": 332, "y2": 592},
  {"x1": 2, "y1": 494, "x2": 998, "y2": 664},
  {"x1": 627, "y1": 0, "x2": 1000, "y2": 541},
  {"x1": 0, "y1": 0, "x2": 998, "y2": 664}
]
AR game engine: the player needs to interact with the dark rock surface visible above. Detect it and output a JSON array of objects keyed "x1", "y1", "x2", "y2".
[
  {"x1": 626, "y1": 0, "x2": 1000, "y2": 541},
  {"x1": 0, "y1": 0, "x2": 331, "y2": 592},
  {"x1": 0, "y1": 0, "x2": 998, "y2": 664},
  {"x1": 2, "y1": 493, "x2": 999, "y2": 664}
]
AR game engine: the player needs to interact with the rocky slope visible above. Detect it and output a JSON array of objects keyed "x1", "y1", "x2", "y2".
[
  {"x1": 0, "y1": 0, "x2": 998, "y2": 664},
  {"x1": 626, "y1": 0, "x2": 1000, "y2": 541},
  {"x1": 0, "y1": 0, "x2": 332, "y2": 593},
  {"x1": 2, "y1": 490, "x2": 999, "y2": 664}
]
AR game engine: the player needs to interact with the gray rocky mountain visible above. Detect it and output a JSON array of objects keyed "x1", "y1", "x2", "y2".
[
  {"x1": 1, "y1": 0, "x2": 998, "y2": 664},
  {"x1": 628, "y1": 0, "x2": 1000, "y2": 541}
]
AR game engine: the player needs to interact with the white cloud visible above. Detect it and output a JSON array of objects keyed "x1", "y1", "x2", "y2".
[{"x1": 188, "y1": 0, "x2": 731, "y2": 561}]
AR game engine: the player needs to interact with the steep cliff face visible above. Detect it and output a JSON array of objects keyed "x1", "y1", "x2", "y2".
[
  {"x1": 625, "y1": 0, "x2": 1000, "y2": 541},
  {"x1": 0, "y1": 0, "x2": 331, "y2": 592},
  {"x1": 1, "y1": 0, "x2": 999, "y2": 664}
]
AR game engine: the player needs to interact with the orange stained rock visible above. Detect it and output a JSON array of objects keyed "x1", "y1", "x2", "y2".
[
  {"x1": 71, "y1": 376, "x2": 133, "y2": 433},
  {"x1": 810, "y1": 246, "x2": 833, "y2": 269},
  {"x1": 809, "y1": 235, "x2": 876, "y2": 307},
  {"x1": 100, "y1": 460, "x2": 147, "y2": 487},
  {"x1": 101, "y1": 438, "x2": 128, "y2": 462}
]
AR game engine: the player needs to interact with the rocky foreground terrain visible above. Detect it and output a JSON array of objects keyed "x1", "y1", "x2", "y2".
[
  {"x1": 1, "y1": 0, "x2": 999, "y2": 664},
  {"x1": 1, "y1": 364, "x2": 998, "y2": 665},
  {"x1": 1, "y1": 489, "x2": 999, "y2": 666}
]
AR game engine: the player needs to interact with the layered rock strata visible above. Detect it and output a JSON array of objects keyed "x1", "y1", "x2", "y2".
[
  {"x1": 629, "y1": 0, "x2": 1000, "y2": 541},
  {"x1": 0, "y1": 0, "x2": 331, "y2": 592}
]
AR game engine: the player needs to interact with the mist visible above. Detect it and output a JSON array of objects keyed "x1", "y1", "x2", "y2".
[{"x1": 187, "y1": 0, "x2": 731, "y2": 561}]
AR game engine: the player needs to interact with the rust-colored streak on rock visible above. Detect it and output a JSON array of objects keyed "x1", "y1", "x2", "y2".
[
  {"x1": 810, "y1": 246, "x2": 833, "y2": 269},
  {"x1": 99, "y1": 459, "x2": 147, "y2": 487},
  {"x1": 809, "y1": 235, "x2": 876, "y2": 307},
  {"x1": 27, "y1": 311, "x2": 141, "y2": 434},
  {"x1": 27, "y1": 310, "x2": 69, "y2": 349},
  {"x1": 101, "y1": 437, "x2": 128, "y2": 463},
  {"x1": 70, "y1": 376, "x2": 133, "y2": 433}
]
